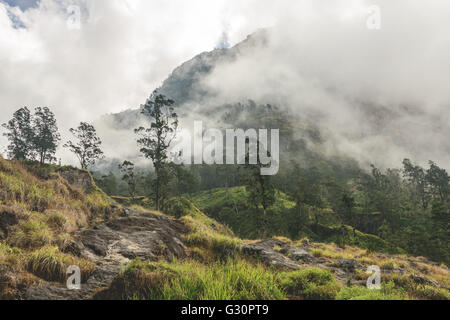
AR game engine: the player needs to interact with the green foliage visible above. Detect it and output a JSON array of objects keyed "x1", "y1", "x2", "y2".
[
  {"x1": 189, "y1": 187, "x2": 297, "y2": 239},
  {"x1": 26, "y1": 246, "x2": 94, "y2": 283},
  {"x1": 32, "y1": 107, "x2": 60, "y2": 165},
  {"x1": 111, "y1": 196, "x2": 153, "y2": 208},
  {"x1": 45, "y1": 212, "x2": 68, "y2": 231},
  {"x1": 278, "y1": 268, "x2": 341, "y2": 300},
  {"x1": 336, "y1": 282, "x2": 407, "y2": 300},
  {"x1": 2, "y1": 107, "x2": 61, "y2": 164},
  {"x1": 64, "y1": 122, "x2": 104, "y2": 169},
  {"x1": 1, "y1": 107, "x2": 34, "y2": 160},
  {"x1": 413, "y1": 285, "x2": 450, "y2": 300},
  {"x1": 98, "y1": 258, "x2": 285, "y2": 300},
  {"x1": 10, "y1": 217, "x2": 53, "y2": 249},
  {"x1": 0, "y1": 243, "x2": 23, "y2": 268},
  {"x1": 118, "y1": 160, "x2": 137, "y2": 197},
  {"x1": 314, "y1": 225, "x2": 400, "y2": 254},
  {"x1": 135, "y1": 91, "x2": 178, "y2": 211},
  {"x1": 95, "y1": 172, "x2": 118, "y2": 195}
]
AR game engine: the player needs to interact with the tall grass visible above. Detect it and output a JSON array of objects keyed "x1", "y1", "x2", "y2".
[
  {"x1": 98, "y1": 258, "x2": 285, "y2": 300},
  {"x1": 279, "y1": 267, "x2": 342, "y2": 300},
  {"x1": 336, "y1": 281, "x2": 407, "y2": 300},
  {"x1": 0, "y1": 242, "x2": 23, "y2": 268},
  {"x1": 26, "y1": 246, "x2": 94, "y2": 283}
]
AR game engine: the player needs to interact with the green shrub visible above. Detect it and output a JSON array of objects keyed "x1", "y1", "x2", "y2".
[
  {"x1": 96, "y1": 258, "x2": 286, "y2": 300},
  {"x1": 0, "y1": 242, "x2": 23, "y2": 268},
  {"x1": 10, "y1": 219, "x2": 53, "y2": 249},
  {"x1": 336, "y1": 281, "x2": 407, "y2": 300},
  {"x1": 26, "y1": 246, "x2": 94, "y2": 283},
  {"x1": 46, "y1": 213, "x2": 68, "y2": 231},
  {"x1": 164, "y1": 197, "x2": 193, "y2": 218},
  {"x1": 413, "y1": 285, "x2": 450, "y2": 300},
  {"x1": 380, "y1": 259, "x2": 396, "y2": 270},
  {"x1": 278, "y1": 267, "x2": 341, "y2": 300}
]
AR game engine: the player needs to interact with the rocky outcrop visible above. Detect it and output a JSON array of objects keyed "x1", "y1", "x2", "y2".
[
  {"x1": 243, "y1": 239, "x2": 300, "y2": 270},
  {"x1": 283, "y1": 247, "x2": 327, "y2": 264},
  {"x1": 58, "y1": 167, "x2": 95, "y2": 193},
  {"x1": 331, "y1": 259, "x2": 362, "y2": 272},
  {"x1": 23, "y1": 210, "x2": 188, "y2": 300}
]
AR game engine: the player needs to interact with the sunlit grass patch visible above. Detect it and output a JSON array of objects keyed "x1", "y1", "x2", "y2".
[
  {"x1": 9, "y1": 217, "x2": 53, "y2": 249},
  {"x1": 182, "y1": 215, "x2": 242, "y2": 258},
  {"x1": 45, "y1": 212, "x2": 68, "y2": 231},
  {"x1": 380, "y1": 259, "x2": 397, "y2": 270},
  {"x1": 336, "y1": 281, "x2": 407, "y2": 300},
  {"x1": 413, "y1": 285, "x2": 450, "y2": 300},
  {"x1": 96, "y1": 258, "x2": 285, "y2": 300},
  {"x1": 0, "y1": 242, "x2": 23, "y2": 269},
  {"x1": 26, "y1": 246, "x2": 94, "y2": 283},
  {"x1": 278, "y1": 267, "x2": 341, "y2": 300}
]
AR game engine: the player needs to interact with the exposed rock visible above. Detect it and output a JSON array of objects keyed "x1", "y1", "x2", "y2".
[
  {"x1": 60, "y1": 240, "x2": 84, "y2": 257},
  {"x1": 0, "y1": 265, "x2": 19, "y2": 299},
  {"x1": 284, "y1": 247, "x2": 326, "y2": 264},
  {"x1": 23, "y1": 210, "x2": 189, "y2": 300},
  {"x1": 409, "y1": 274, "x2": 439, "y2": 287},
  {"x1": 243, "y1": 239, "x2": 299, "y2": 270},
  {"x1": 79, "y1": 227, "x2": 120, "y2": 257},
  {"x1": 58, "y1": 167, "x2": 95, "y2": 193},
  {"x1": 0, "y1": 265, "x2": 34, "y2": 300},
  {"x1": 331, "y1": 259, "x2": 362, "y2": 272}
]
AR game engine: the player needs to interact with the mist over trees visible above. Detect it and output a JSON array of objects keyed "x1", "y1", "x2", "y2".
[
  {"x1": 118, "y1": 160, "x2": 137, "y2": 198},
  {"x1": 0, "y1": 97, "x2": 448, "y2": 265}
]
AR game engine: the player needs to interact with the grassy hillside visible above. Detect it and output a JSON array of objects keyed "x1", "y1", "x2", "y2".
[
  {"x1": 1, "y1": 158, "x2": 448, "y2": 300},
  {"x1": 185, "y1": 186, "x2": 398, "y2": 254},
  {"x1": 0, "y1": 156, "x2": 121, "y2": 298},
  {"x1": 96, "y1": 196, "x2": 449, "y2": 300}
]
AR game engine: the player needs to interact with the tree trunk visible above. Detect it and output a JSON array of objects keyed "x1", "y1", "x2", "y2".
[{"x1": 155, "y1": 168, "x2": 160, "y2": 211}]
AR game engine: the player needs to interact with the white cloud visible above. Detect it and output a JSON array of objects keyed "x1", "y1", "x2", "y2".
[
  {"x1": 0, "y1": 0, "x2": 278, "y2": 164},
  {"x1": 0, "y1": 0, "x2": 449, "y2": 169},
  {"x1": 199, "y1": 0, "x2": 450, "y2": 169}
]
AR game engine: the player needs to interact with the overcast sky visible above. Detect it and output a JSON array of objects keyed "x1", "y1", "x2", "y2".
[
  {"x1": 0, "y1": 0, "x2": 288, "y2": 162},
  {"x1": 0, "y1": 0, "x2": 279, "y2": 122},
  {"x1": 1, "y1": 0, "x2": 449, "y2": 168}
]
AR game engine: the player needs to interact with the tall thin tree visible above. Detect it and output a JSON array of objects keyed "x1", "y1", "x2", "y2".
[
  {"x1": 135, "y1": 91, "x2": 178, "y2": 211},
  {"x1": 64, "y1": 122, "x2": 104, "y2": 170},
  {"x1": 32, "y1": 107, "x2": 60, "y2": 165}
]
